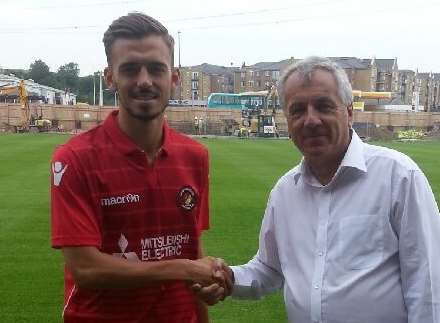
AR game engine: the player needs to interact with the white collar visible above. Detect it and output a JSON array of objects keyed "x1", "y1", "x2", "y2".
[{"x1": 293, "y1": 130, "x2": 367, "y2": 186}]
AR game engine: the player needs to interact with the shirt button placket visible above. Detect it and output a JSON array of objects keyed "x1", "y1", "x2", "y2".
[{"x1": 310, "y1": 188, "x2": 330, "y2": 323}]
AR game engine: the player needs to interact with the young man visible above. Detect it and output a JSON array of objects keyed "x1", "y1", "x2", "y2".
[
  {"x1": 195, "y1": 56, "x2": 440, "y2": 323},
  {"x1": 51, "y1": 12, "x2": 227, "y2": 323}
]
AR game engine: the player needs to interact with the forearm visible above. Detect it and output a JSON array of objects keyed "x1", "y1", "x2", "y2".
[
  {"x1": 63, "y1": 247, "x2": 208, "y2": 290},
  {"x1": 231, "y1": 256, "x2": 283, "y2": 299},
  {"x1": 196, "y1": 299, "x2": 209, "y2": 323}
]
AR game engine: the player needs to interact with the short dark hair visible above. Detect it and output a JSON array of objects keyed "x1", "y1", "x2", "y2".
[{"x1": 103, "y1": 12, "x2": 174, "y2": 65}]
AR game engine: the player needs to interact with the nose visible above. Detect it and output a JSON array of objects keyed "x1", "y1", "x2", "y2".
[
  {"x1": 303, "y1": 104, "x2": 322, "y2": 127},
  {"x1": 137, "y1": 66, "x2": 152, "y2": 88}
]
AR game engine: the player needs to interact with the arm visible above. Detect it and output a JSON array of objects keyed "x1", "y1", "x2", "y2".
[
  {"x1": 396, "y1": 169, "x2": 440, "y2": 322},
  {"x1": 195, "y1": 243, "x2": 209, "y2": 323},
  {"x1": 62, "y1": 246, "x2": 220, "y2": 289},
  {"x1": 194, "y1": 192, "x2": 284, "y2": 303},
  {"x1": 231, "y1": 192, "x2": 284, "y2": 299}
]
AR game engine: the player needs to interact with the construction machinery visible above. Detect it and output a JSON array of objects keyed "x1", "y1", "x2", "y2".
[
  {"x1": 0, "y1": 80, "x2": 51, "y2": 132},
  {"x1": 352, "y1": 90, "x2": 393, "y2": 111},
  {"x1": 240, "y1": 90, "x2": 279, "y2": 137}
]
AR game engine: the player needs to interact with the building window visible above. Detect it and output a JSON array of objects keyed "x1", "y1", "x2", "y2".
[
  {"x1": 241, "y1": 81, "x2": 245, "y2": 87},
  {"x1": 249, "y1": 80, "x2": 254, "y2": 87},
  {"x1": 191, "y1": 81, "x2": 198, "y2": 90},
  {"x1": 265, "y1": 71, "x2": 270, "y2": 77},
  {"x1": 257, "y1": 80, "x2": 261, "y2": 87},
  {"x1": 192, "y1": 72, "x2": 199, "y2": 80},
  {"x1": 256, "y1": 71, "x2": 260, "y2": 77},
  {"x1": 241, "y1": 72, "x2": 246, "y2": 79},
  {"x1": 250, "y1": 71, "x2": 254, "y2": 77},
  {"x1": 272, "y1": 71, "x2": 280, "y2": 80}
]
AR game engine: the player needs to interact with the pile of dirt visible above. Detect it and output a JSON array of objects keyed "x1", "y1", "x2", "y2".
[{"x1": 426, "y1": 129, "x2": 440, "y2": 139}]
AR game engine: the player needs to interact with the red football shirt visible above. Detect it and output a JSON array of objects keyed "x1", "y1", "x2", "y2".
[{"x1": 51, "y1": 110, "x2": 209, "y2": 323}]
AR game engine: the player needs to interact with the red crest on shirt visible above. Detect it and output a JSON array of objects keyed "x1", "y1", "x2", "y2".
[{"x1": 176, "y1": 186, "x2": 197, "y2": 211}]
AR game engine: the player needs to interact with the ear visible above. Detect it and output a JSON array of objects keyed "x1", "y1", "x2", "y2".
[
  {"x1": 347, "y1": 104, "x2": 353, "y2": 127},
  {"x1": 171, "y1": 68, "x2": 180, "y2": 89},
  {"x1": 104, "y1": 67, "x2": 115, "y2": 91}
]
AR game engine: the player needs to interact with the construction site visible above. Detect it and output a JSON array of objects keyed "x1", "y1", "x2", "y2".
[{"x1": 0, "y1": 103, "x2": 440, "y2": 140}]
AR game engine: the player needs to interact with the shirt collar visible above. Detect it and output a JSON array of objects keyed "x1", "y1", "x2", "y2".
[
  {"x1": 103, "y1": 110, "x2": 171, "y2": 157},
  {"x1": 339, "y1": 130, "x2": 367, "y2": 173},
  {"x1": 293, "y1": 129, "x2": 367, "y2": 185}
]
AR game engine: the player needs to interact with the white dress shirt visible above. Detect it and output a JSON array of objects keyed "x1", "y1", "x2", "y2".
[{"x1": 231, "y1": 131, "x2": 440, "y2": 323}]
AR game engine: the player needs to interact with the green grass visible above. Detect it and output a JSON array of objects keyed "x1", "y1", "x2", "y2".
[{"x1": 0, "y1": 134, "x2": 439, "y2": 323}]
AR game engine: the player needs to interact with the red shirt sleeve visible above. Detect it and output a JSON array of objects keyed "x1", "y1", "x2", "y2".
[
  {"x1": 197, "y1": 148, "x2": 209, "y2": 233},
  {"x1": 50, "y1": 145, "x2": 101, "y2": 248}
]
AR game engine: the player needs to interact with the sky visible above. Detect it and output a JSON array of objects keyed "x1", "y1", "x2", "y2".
[{"x1": 1, "y1": 0, "x2": 439, "y2": 76}]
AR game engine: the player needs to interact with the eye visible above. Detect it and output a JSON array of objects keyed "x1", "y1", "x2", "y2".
[
  {"x1": 314, "y1": 99, "x2": 336, "y2": 113},
  {"x1": 120, "y1": 64, "x2": 140, "y2": 76},
  {"x1": 147, "y1": 64, "x2": 168, "y2": 76},
  {"x1": 288, "y1": 102, "x2": 306, "y2": 118}
]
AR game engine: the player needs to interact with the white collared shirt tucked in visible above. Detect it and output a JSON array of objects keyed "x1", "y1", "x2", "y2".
[{"x1": 231, "y1": 131, "x2": 440, "y2": 323}]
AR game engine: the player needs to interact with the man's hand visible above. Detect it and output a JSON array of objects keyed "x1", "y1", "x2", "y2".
[
  {"x1": 191, "y1": 258, "x2": 234, "y2": 305},
  {"x1": 186, "y1": 256, "x2": 228, "y2": 287}
]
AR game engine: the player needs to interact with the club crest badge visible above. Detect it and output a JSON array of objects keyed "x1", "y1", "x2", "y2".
[{"x1": 176, "y1": 186, "x2": 197, "y2": 211}]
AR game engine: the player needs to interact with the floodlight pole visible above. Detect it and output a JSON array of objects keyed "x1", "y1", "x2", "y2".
[
  {"x1": 99, "y1": 71, "x2": 103, "y2": 107},
  {"x1": 178, "y1": 30, "x2": 182, "y2": 101},
  {"x1": 93, "y1": 73, "x2": 96, "y2": 106}
]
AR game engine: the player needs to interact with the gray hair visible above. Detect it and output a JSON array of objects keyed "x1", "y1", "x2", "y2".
[{"x1": 278, "y1": 56, "x2": 353, "y2": 107}]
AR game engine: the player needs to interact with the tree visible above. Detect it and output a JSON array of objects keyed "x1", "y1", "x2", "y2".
[
  {"x1": 29, "y1": 59, "x2": 50, "y2": 83},
  {"x1": 57, "y1": 62, "x2": 80, "y2": 92},
  {"x1": 77, "y1": 75, "x2": 94, "y2": 104}
]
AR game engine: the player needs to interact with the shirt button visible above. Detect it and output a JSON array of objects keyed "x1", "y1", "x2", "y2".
[
  {"x1": 318, "y1": 251, "x2": 324, "y2": 256},
  {"x1": 314, "y1": 284, "x2": 319, "y2": 289}
]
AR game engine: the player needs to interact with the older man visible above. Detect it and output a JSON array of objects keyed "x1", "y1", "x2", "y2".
[{"x1": 196, "y1": 56, "x2": 440, "y2": 323}]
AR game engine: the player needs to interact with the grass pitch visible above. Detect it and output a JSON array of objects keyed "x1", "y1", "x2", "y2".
[{"x1": 0, "y1": 134, "x2": 438, "y2": 323}]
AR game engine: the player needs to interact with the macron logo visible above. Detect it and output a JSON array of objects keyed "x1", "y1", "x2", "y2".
[
  {"x1": 52, "y1": 161, "x2": 68, "y2": 187},
  {"x1": 101, "y1": 193, "x2": 140, "y2": 207}
]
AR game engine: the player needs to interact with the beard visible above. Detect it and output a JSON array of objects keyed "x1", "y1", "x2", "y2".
[
  {"x1": 118, "y1": 87, "x2": 168, "y2": 122},
  {"x1": 125, "y1": 101, "x2": 167, "y2": 121}
]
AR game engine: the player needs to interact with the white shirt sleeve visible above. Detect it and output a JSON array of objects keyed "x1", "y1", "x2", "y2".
[
  {"x1": 230, "y1": 192, "x2": 284, "y2": 299},
  {"x1": 396, "y1": 169, "x2": 440, "y2": 323}
]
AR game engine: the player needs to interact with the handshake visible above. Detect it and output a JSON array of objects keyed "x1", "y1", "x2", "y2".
[{"x1": 187, "y1": 256, "x2": 234, "y2": 305}]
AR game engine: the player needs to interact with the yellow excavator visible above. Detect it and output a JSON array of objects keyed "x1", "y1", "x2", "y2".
[{"x1": 0, "y1": 80, "x2": 51, "y2": 132}]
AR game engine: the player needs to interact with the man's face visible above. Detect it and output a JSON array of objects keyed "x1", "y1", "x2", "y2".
[
  {"x1": 283, "y1": 69, "x2": 352, "y2": 162},
  {"x1": 104, "y1": 35, "x2": 179, "y2": 121}
]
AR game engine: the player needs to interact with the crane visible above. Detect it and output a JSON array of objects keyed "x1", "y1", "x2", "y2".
[{"x1": 0, "y1": 80, "x2": 31, "y2": 131}]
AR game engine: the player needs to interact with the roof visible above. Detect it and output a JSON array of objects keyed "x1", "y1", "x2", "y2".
[
  {"x1": 234, "y1": 58, "x2": 295, "y2": 72},
  {"x1": 248, "y1": 59, "x2": 293, "y2": 71},
  {"x1": 0, "y1": 73, "x2": 77, "y2": 96},
  {"x1": 363, "y1": 58, "x2": 396, "y2": 70},
  {"x1": 433, "y1": 73, "x2": 440, "y2": 81},
  {"x1": 186, "y1": 63, "x2": 236, "y2": 76},
  {"x1": 329, "y1": 57, "x2": 370, "y2": 69},
  {"x1": 417, "y1": 72, "x2": 431, "y2": 79}
]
